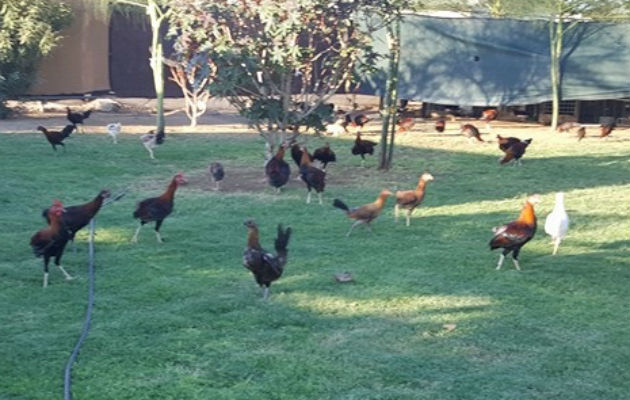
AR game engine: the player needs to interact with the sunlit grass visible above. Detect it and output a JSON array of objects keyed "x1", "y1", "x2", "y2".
[{"x1": 0, "y1": 124, "x2": 629, "y2": 400}]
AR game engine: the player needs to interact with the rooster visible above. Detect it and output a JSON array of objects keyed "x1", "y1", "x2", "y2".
[
  {"x1": 37, "y1": 125, "x2": 75, "y2": 152},
  {"x1": 66, "y1": 107, "x2": 92, "y2": 133},
  {"x1": 42, "y1": 189, "x2": 111, "y2": 251},
  {"x1": 30, "y1": 200, "x2": 73, "y2": 287},
  {"x1": 481, "y1": 109, "x2": 498, "y2": 130},
  {"x1": 342, "y1": 113, "x2": 370, "y2": 134},
  {"x1": 140, "y1": 128, "x2": 165, "y2": 159},
  {"x1": 459, "y1": 124, "x2": 483, "y2": 142},
  {"x1": 576, "y1": 126, "x2": 586, "y2": 141},
  {"x1": 394, "y1": 173, "x2": 434, "y2": 226},
  {"x1": 500, "y1": 139, "x2": 532, "y2": 166},
  {"x1": 132, "y1": 173, "x2": 187, "y2": 243},
  {"x1": 435, "y1": 119, "x2": 445, "y2": 133},
  {"x1": 106, "y1": 122, "x2": 121, "y2": 144},
  {"x1": 242, "y1": 220, "x2": 292, "y2": 300},
  {"x1": 397, "y1": 117, "x2": 415, "y2": 133},
  {"x1": 265, "y1": 145, "x2": 291, "y2": 193},
  {"x1": 496, "y1": 134, "x2": 521, "y2": 153},
  {"x1": 544, "y1": 192, "x2": 569, "y2": 255},
  {"x1": 489, "y1": 194, "x2": 540, "y2": 270},
  {"x1": 312, "y1": 142, "x2": 336, "y2": 170},
  {"x1": 299, "y1": 146, "x2": 326, "y2": 204},
  {"x1": 556, "y1": 121, "x2": 580, "y2": 133},
  {"x1": 351, "y1": 133, "x2": 377, "y2": 166},
  {"x1": 600, "y1": 124, "x2": 615, "y2": 138},
  {"x1": 290, "y1": 142, "x2": 312, "y2": 178},
  {"x1": 209, "y1": 162, "x2": 225, "y2": 190},
  {"x1": 333, "y1": 190, "x2": 392, "y2": 236}
]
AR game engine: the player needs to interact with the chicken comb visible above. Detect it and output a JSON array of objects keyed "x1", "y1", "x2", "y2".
[{"x1": 52, "y1": 199, "x2": 64, "y2": 207}]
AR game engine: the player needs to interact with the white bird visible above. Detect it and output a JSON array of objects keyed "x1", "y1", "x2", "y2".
[
  {"x1": 325, "y1": 119, "x2": 345, "y2": 136},
  {"x1": 544, "y1": 192, "x2": 570, "y2": 255},
  {"x1": 106, "y1": 122, "x2": 121, "y2": 144},
  {"x1": 140, "y1": 129, "x2": 165, "y2": 159}
]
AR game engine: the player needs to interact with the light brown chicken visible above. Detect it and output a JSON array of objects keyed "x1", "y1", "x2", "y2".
[
  {"x1": 333, "y1": 190, "x2": 392, "y2": 236},
  {"x1": 394, "y1": 173, "x2": 434, "y2": 226}
]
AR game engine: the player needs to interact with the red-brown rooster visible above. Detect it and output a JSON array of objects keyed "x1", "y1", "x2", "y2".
[
  {"x1": 460, "y1": 124, "x2": 483, "y2": 142},
  {"x1": 481, "y1": 109, "x2": 498, "y2": 129},
  {"x1": 489, "y1": 194, "x2": 540, "y2": 270},
  {"x1": 30, "y1": 200, "x2": 73, "y2": 287},
  {"x1": 242, "y1": 220, "x2": 292, "y2": 300},
  {"x1": 500, "y1": 138, "x2": 532, "y2": 166},
  {"x1": 351, "y1": 133, "x2": 377, "y2": 166},
  {"x1": 290, "y1": 142, "x2": 312, "y2": 178},
  {"x1": 132, "y1": 173, "x2": 187, "y2": 243},
  {"x1": 435, "y1": 119, "x2": 446, "y2": 133},
  {"x1": 496, "y1": 134, "x2": 521, "y2": 152},
  {"x1": 312, "y1": 142, "x2": 336, "y2": 170},
  {"x1": 556, "y1": 121, "x2": 580, "y2": 133},
  {"x1": 37, "y1": 125, "x2": 75, "y2": 152},
  {"x1": 600, "y1": 124, "x2": 615, "y2": 138},
  {"x1": 265, "y1": 145, "x2": 291, "y2": 193},
  {"x1": 42, "y1": 189, "x2": 111, "y2": 251},
  {"x1": 299, "y1": 146, "x2": 326, "y2": 205},
  {"x1": 397, "y1": 117, "x2": 415, "y2": 133},
  {"x1": 394, "y1": 173, "x2": 434, "y2": 226},
  {"x1": 333, "y1": 190, "x2": 392, "y2": 236}
]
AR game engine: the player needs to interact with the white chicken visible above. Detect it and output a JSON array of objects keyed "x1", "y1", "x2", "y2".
[
  {"x1": 544, "y1": 192, "x2": 569, "y2": 255},
  {"x1": 106, "y1": 122, "x2": 121, "y2": 144},
  {"x1": 140, "y1": 129, "x2": 165, "y2": 159}
]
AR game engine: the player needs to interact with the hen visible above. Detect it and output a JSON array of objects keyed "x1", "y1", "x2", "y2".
[
  {"x1": 500, "y1": 138, "x2": 532, "y2": 166},
  {"x1": 600, "y1": 124, "x2": 615, "y2": 138},
  {"x1": 556, "y1": 121, "x2": 580, "y2": 133},
  {"x1": 351, "y1": 133, "x2": 377, "y2": 166},
  {"x1": 265, "y1": 145, "x2": 291, "y2": 193},
  {"x1": 333, "y1": 190, "x2": 392, "y2": 236},
  {"x1": 140, "y1": 128, "x2": 165, "y2": 159},
  {"x1": 544, "y1": 192, "x2": 569, "y2": 255},
  {"x1": 209, "y1": 162, "x2": 225, "y2": 190},
  {"x1": 496, "y1": 134, "x2": 521, "y2": 153},
  {"x1": 312, "y1": 142, "x2": 336, "y2": 170},
  {"x1": 30, "y1": 200, "x2": 73, "y2": 287},
  {"x1": 394, "y1": 173, "x2": 434, "y2": 226},
  {"x1": 242, "y1": 220, "x2": 292, "y2": 300},
  {"x1": 576, "y1": 127, "x2": 586, "y2": 141},
  {"x1": 435, "y1": 119, "x2": 446, "y2": 133},
  {"x1": 459, "y1": 124, "x2": 483, "y2": 142},
  {"x1": 42, "y1": 189, "x2": 111, "y2": 251},
  {"x1": 37, "y1": 125, "x2": 75, "y2": 152},
  {"x1": 489, "y1": 194, "x2": 540, "y2": 270},
  {"x1": 481, "y1": 109, "x2": 498, "y2": 129},
  {"x1": 397, "y1": 117, "x2": 415, "y2": 133},
  {"x1": 299, "y1": 146, "x2": 326, "y2": 204},
  {"x1": 106, "y1": 122, "x2": 121, "y2": 144},
  {"x1": 66, "y1": 107, "x2": 92, "y2": 133},
  {"x1": 343, "y1": 113, "x2": 370, "y2": 134},
  {"x1": 132, "y1": 173, "x2": 187, "y2": 243}
]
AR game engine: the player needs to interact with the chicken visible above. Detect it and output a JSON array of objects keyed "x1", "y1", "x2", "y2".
[
  {"x1": 42, "y1": 189, "x2": 111, "y2": 251},
  {"x1": 312, "y1": 142, "x2": 336, "y2": 170},
  {"x1": 209, "y1": 162, "x2": 225, "y2": 190},
  {"x1": 489, "y1": 194, "x2": 540, "y2": 270},
  {"x1": 576, "y1": 126, "x2": 586, "y2": 141},
  {"x1": 342, "y1": 113, "x2": 370, "y2": 134},
  {"x1": 544, "y1": 192, "x2": 569, "y2": 255},
  {"x1": 299, "y1": 146, "x2": 326, "y2": 204},
  {"x1": 397, "y1": 117, "x2": 415, "y2": 133},
  {"x1": 394, "y1": 173, "x2": 434, "y2": 226},
  {"x1": 459, "y1": 124, "x2": 483, "y2": 142},
  {"x1": 481, "y1": 109, "x2": 498, "y2": 129},
  {"x1": 242, "y1": 220, "x2": 292, "y2": 300},
  {"x1": 333, "y1": 189, "x2": 392, "y2": 236},
  {"x1": 290, "y1": 142, "x2": 313, "y2": 178},
  {"x1": 351, "y1": 133, "x2": 377, "y2": 166},
  {"x1": 265, "y1": 144, "x2": 291, "y2": 193},
  {"x1": 499, "y1": 138, "x2": 532, "y2": 166},
  {"x1": 600, "y1": 124, "x2": 615, "y2": 138},
  {"x1": 131, "y1": 173, "x2": 187, "y2": 243},
  {"x1": 325, "y1": 119, "x2": 346, "y2": 136},
  {"x1": 106, "y1": 122, "x2": 121, "y2": 144},
  {"x1": 435, "y1": 119, "x2": 445, "y2": 133},
  {"x1": 66, "y1": 107, "x2": 92, "y2": 133},
  {"x1": 37, "y1": 125, "x2": 75, "y2": 152},
  {"x1": 556, "y1": 121, "x2": 580, "y2": 133},
  {"x1": 30, "y1": 200, "x2": 73, "y2": 287},
  {"x1": 140, "y1": 128, "x2": 165, "y2": 159},
  {"x1": 496, "y1": 134, "x2": 521, "y2": 153}
]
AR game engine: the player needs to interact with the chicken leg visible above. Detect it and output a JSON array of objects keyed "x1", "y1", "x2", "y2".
[
  {"x1": 43, "y1": 272, "x2": 49, "y2": 288},
  {"x1": 346, "y1": 220, "x2": 365, "y2": 237},
  {"x1": 318, "y1": 193, "x2": 323, "y2": 205},
  {"x1": 495, "y1": 254, "x2": 505, "y2": 270},
  {"x1": 552, "y1": 237, "x2": 561, "y2": 255},
  {"x1": 394, "y1": 204, "x2": 399, "y2": 222},
  {"x1": 58, "y1": 265, "x2": 74, "y2": 280},
  {"x1": 131, "y1": 224, "x2": 143, "y2": 243}
]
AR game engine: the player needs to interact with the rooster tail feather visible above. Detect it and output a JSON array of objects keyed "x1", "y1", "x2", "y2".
[
  {"x1": 274, "y1": 224, "x2": 292, "y2": 253},
  {"x1": 333, "y1": 198, "x2": 350, "y2": 213}
]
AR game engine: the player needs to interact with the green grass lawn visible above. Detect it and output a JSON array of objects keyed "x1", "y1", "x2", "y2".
[{"x1": 1, "y1": 126, "x2": 629, "y2": 400}]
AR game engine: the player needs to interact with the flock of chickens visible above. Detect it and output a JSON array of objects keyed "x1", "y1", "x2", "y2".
[{"x1": 31, "y1": 104, "x2": 603, "y2": 297}]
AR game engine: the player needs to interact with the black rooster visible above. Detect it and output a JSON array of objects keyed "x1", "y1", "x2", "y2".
[
  {"x1": 265, "y1": 145, "x2": 291, "y2": 193},
  {"x1": 242, "y1": 220, "x2": 292, "y2": 300},
  {"x1": 312, "y1": 142, "x2": 336, "y2": 170},
  {"x1": 66, "y1": 107, "x2": 92, "y2": 133},
  {"x1": 209, "y1": 162, "x2": 225, "y2": 190},
  {"x1": 351, "y1": 132, "x2": 377, "y2": 166},
  {"x1": 37, "y1": 125, "x2": 75, "y2": 152}
]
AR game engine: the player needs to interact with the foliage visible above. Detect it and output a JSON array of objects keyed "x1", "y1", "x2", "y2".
[
  {"x1": 0, "y1": 127, "x2": 628, "y2": 399},
  {"x1": 169, "y1": 0, "x2": 377, "y2": 147},
  {"x1": 0, "y1": 0, "x2": 72, "y2": 117}
]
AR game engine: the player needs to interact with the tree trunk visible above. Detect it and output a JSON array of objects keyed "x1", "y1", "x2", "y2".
[
  {"x1": 148, "y1": 1, "x2": 165, "y2": 133},
  {"x1": 549, "y1": 17, "x2": 563, "y2": 131},
  {"x1": 379, "y1": 20, "x2": 400, "y2": 170},
  {"x1": 386, "y1": 18, "x2": 401, "y2": 169}
]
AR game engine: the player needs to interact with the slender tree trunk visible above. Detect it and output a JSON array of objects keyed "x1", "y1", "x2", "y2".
[
  {"x1": 549, "y1": 17, "x2": 563, "y2": 131},
  {"x1": 386, "y1": 18, "x2": 401, "y2": 169},
  {"x1": 148, "y1": 1, "x2": 166, "y2": 133},
  {"x1": 379, "y1": 20, "x2": 400, "y2": 170}
]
